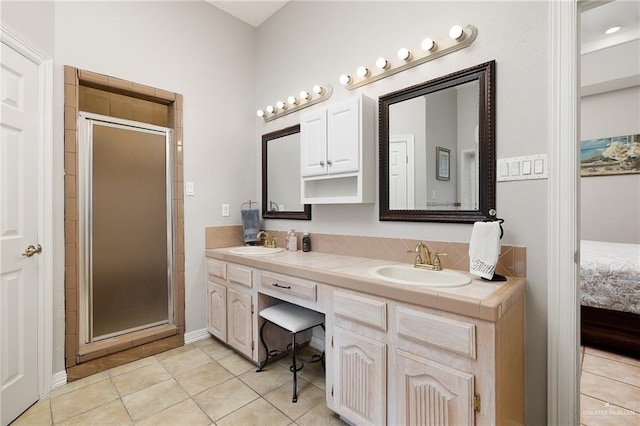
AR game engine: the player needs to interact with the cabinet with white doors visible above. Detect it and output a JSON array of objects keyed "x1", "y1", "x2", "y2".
[{"x1": 300, "y1": 93, "x2": 375, "y2": 204}]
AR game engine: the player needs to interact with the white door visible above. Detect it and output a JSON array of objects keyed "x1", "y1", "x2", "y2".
[
  {"x1": 0, "y1": 43, "x2": 41, "y2": 425},
  {"x1": 389, "y1": 135, "x2": 415, "y2": 209}
]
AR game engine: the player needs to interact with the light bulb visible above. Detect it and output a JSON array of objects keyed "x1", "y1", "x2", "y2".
[
  {"x1": 397, "y1": 47, "x2": 411, "y2": 61},
  {"x1": 449, "y1": 25, "x2": 464, "y2": 40},
  {"x1": 339, "y1": 74, "x2": 351, "y2": 85},
  {"x1": 287, "y1": 96, "x2": 298, "y2": 105},
  {"x1": 299, "y1": 90, "x2": 310, "y2": 100},
  {"x1": 605, "y1": 26, "x2": 621, "y2": 35},
  {"x1": 276, "y1": 100, "x2": 287, "y2": 110},
  {"x1": 421, "y1": 37, "x2": 436, "y2": 51},
  {"x1": 357, "y1": 66, "x2": 370, "y2": 78},
  {"x1": 376, "y1": 57, "x2": 389, "y2": 70},
  {"x1": 257, "y1": 109, "x2": 265, "y2": 118},
  {"x1": 266, "y1": 105, "x2": 276, "y2": 114},
  {"x1": 312, "y1": 84, "x2": 324, "y2": 95}
]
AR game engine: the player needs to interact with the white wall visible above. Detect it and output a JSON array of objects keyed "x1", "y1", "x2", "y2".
[
  {"x1": 2, "y1": 1, "x2": 257, "y2": 375},
  {"x1": 255, "y1": 2, "x2": 549, "y2": 424}
]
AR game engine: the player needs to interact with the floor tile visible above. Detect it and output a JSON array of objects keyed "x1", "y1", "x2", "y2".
[
  {"x1": 296, "y1": 402, "x2": 348, "y2": 426},
  {"x1": 193, "y1": 377, "x2": 259, "y2": 421},
  {"x1": 108, "y1": 355, "x2": 157, "y2": 378},
  {"x1": 197, "y1": 338, "x2": 234, "y2": 360},
  {"x1": 580, "y1": 394, "x2": 640, "y2": 426},
  {"x1": 134, "y1": 398, "x2": 211, "y2": 426},
  {"x1": 12, "y1": 397, "x2": 52, "y2": 426},
  {"x1": 582, "y1": 353, "x2": 640, "y2": 387},
  {"x1": 153, "y1": 344, "x2": 196, "y2": 362},
  {"x1": 265, "y1": 377, "x2": 326, "y2": 420},
  {"x1": 239, "y1": 363, "x2": 292, "y2": 396},
  {"x1": 57, "y1": 399, "x2": 132, "y2": 426},
  {"x1": 216, "y1": 398, "x2": 291, "y2": 426},
  {"x1": 175, "y1": 361, "x2": 233, "y2": 396},
  {"x1": 158, "y1": 346, "x2": 213, "y2": 376},
  {"x1": 111, "y1": 361, "x2": 172, "y2": 396},
  {"x1": 217, "y1": 352, "x2": 255, "y2": 376},
  {"x1": 581, "y1": 371, "x2": 640, "y2": 413},
  {"x1": 51, "y1": 378, "x2": 120, "y2": 423},
  {"x1": 121, "y1": 379, "x2": 189, "y2": 422},
  {"x1": 50, "y1": 371, "x2": 109, "y2": 398},
  {"x1": 584, "y1": 346, "x2": 640, "y2": 368}
]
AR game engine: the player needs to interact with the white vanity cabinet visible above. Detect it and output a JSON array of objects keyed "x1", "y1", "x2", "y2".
[
  {"x1": 326, "y1": 289, "x2": 388, "y2": 426},
  {"x1": 300, "y1": 94, "x2": 375, "y2": 204},
  {"x1": 206, "y1": 258, "x2": 256, "y2": 360}
]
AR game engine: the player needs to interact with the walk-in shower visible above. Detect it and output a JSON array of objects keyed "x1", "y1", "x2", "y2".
[{"x1": 78, "y1": 113, "x2": 173, "y2": 343}]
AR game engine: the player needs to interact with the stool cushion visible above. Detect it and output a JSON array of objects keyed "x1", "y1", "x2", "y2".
[{"x1": 260, "y1": 303, "x2": 324, "y2": 333}]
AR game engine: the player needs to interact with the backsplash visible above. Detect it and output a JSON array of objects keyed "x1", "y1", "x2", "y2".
[{"x1": 205, "y1": 226, "x2": 526, "y2": 278}]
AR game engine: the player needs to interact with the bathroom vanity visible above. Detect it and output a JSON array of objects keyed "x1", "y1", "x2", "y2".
[{"x1": 204, "y1": 248, "x2": 525, "y2": 425}]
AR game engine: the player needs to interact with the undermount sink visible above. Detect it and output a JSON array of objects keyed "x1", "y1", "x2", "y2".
[
  {"x1": 368, "y1": 264, "x2": 471, "y2": 288},
  {"x1": 228, "y1": 246, "x2": 284, "y2": 255}
]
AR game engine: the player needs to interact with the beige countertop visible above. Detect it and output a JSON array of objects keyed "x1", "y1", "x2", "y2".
[{"x1": 205, "y1": 247, "x2": 526, "y2": 323}]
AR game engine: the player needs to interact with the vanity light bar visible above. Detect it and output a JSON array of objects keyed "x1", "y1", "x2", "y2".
[
  {"x1": 340, "y1": 25, "x2": 478, "y2": 90},
  {"x1": 257, "y1": 84, "x2": 333, "y2": 122}
]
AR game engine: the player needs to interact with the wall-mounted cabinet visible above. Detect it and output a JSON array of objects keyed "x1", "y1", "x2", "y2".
[{"x1": 300, "y1": 94, "x2": 375, "y2": 204}]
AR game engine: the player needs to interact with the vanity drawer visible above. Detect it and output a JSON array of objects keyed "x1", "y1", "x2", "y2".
[
  {"x1": 227, "y1": 264, "x2": 253, "y2": 288},
  {"x1": 207, "y1": 258, "x2": 227, "y2": 280},
  {"x1": 396, "y1": 305, "x2": 476, "y2": 359},
  {"x1": 333, "y1": 290, "x2": 387, "y2": 331},
  {"x1": 260, "y1": 271, "x2": 317, "y2": 302}
]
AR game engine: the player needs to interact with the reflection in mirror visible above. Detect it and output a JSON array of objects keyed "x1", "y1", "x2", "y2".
[
  {"x1": 380, "y1": 60, "x2": 495, "y2": 223},
  {"x1": 262, "y1": 125, "x2": 311, "y2": 220}
]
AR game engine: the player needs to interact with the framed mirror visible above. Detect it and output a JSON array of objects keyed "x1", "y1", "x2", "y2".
[
  {"x1": 262, "y1": 124, "x2": 311, "y2": 220},
  {"x1": 379, "y1": 60, "x2": 496, "y2": 223}
]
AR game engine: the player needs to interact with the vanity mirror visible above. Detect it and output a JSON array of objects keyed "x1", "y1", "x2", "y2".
[
  {"x1": 262, "y1": 125, "x2": 311, "y2": 220},
  {"x1": 379, "y1": 60, "x2": 495, "y2": 223}
]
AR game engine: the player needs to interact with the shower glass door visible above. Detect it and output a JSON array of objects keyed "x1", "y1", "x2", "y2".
[{"x1": 79, "y1": 113, "x2": 173, "y2": 343}]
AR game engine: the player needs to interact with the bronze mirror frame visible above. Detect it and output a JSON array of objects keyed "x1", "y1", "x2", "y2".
[
  {"x1": 262, "y1": 124, "x2": 312, "y2": 220},
  {"x1": 379, "y1": 60, "x2": 496, "y2": 223}
]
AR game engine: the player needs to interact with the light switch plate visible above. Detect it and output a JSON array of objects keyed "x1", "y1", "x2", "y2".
[
  {"x1": 497, "y1": 154, "x2": 548, "y2": 181},
  {"x1": 185, "y1": 181, "x2": 195, "y2": 196},
  {"x1": 221, "y1": 203, "x2": 230, "y2": 217}
]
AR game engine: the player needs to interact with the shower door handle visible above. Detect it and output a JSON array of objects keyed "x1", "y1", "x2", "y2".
[{"x1": 22, "y1": 244, "x2": 42, "y2": 257}]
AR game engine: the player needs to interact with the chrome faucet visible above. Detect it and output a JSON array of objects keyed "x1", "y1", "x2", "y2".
[
  {"x1": 407, "y1": 242, "x2": 446, "y2": 271},
  {"x1": 256, "y1": 231, "x2": 276, "y2": 248}
]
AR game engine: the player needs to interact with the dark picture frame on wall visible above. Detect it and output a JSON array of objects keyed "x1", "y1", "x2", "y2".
[{"x1": 436, "y1": 146, "x2": 450, "y2": 181}]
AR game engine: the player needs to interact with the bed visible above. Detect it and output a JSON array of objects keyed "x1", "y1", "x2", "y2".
[{"x1": 580, "y1": 240, "x2": 640, "y2": 357}]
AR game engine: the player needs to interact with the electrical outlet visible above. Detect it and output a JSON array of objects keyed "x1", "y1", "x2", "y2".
[{"x1": 221, "y1": 203, "x2": 230, "y2": 217}]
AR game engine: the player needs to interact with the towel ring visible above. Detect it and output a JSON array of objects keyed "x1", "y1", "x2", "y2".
[{"x1": 484, "y1": 209, "x2": 504, "y2": 239}]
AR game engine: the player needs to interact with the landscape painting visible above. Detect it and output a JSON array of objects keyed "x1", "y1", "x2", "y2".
[{"x1": 580, "y1": 133, "x2": 640, "y2": 177}]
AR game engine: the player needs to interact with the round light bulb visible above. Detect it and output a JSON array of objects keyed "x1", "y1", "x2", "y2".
[
  {"x1": 266, "y1": 105, "x2": 276, "y2": 114},
  {"x1": 312, "y1": 84, "x2": 324, "y2": 95},
  {"x1": 339, "y1": 74, "x2": 351, "y2": 85},
  {"x1": 257, "y1": 109, "x2": 265, "y2": 118},
  {"x1": 276, "y1": 100, "x2": 287, "y2": 110},
  {"x1": 356, "y1": 66, "x2": 370, "y2": 78},
  {"x1": 287, "y1": 96, "x2": 298, "y2": 105},
  {"x1": 397, "y1": 47, "x2": 411, "y2": 61},
  {"x1": 449, "y1": 25, "x2": 464, "y2": 40},
  {"x1": 605, "y1": 26, "x2": 621, "y2": 35},
  {"x1": 376, "y1": 57, "x2": 389, "y2": 70},
  {"x1": 421, "y1": 37, "x2": 436, "y2": 51},
  {"x1": 299, "y1": 90, "x2": 310, "y2": 100}
]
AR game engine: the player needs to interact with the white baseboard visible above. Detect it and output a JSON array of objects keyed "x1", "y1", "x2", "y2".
[
  {"x1": 51, "y1": 370, "x2": 67, "y2": 390},
  {"x1": 184, "y1": 328, "x2": 210, "y2": 345}
]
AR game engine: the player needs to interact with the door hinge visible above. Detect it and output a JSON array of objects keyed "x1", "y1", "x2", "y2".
[
  {"x1": 251, "y1": 340, "x2": 255, "y2": 350},
  {"x1": 474, "y1": 394, "x2": 481, "y2": 412},
  {"x1": 331, "y1": 335, "x2": 334, "y2": 348},
  {"x1": 251, "y1": 304, "x2": 254, "y2": 314},
  {"x1": 331, "y1": 385, "x2": 334, "y2": 397}
]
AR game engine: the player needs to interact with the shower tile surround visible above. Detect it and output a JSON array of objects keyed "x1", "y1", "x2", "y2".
[
  {"x1": 205, "y1": 226, "x2": 526, "y2": 278},
  {"x1": 64, "y1": 67, "x2": 185, "y2": 380}
]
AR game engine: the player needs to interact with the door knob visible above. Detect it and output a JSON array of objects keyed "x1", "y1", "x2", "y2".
[{"x1": 22, "y1": 244, "x2": 42, "y2": 257}]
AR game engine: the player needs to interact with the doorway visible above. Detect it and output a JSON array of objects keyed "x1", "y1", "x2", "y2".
[{"x1": 78, "y1": 114, "x2": 173, "y2": 344}]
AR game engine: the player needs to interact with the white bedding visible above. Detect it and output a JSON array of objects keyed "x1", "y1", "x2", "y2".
[{"x1": 580, "y1": 240, "x2": 640, "y2": 314}]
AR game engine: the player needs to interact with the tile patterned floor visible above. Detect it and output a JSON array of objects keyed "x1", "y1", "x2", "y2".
[
  {"x1": 12, "y1": 337, "x2": 346, "y2": 426},
  {"x1": 14, "y1": 340, "x2": 640, "y2": 425},
  {"x1": 580, "y1": 346, "x2": 640, "y2": 426}
]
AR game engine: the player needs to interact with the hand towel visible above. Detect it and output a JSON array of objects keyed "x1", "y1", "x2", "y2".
[
  {"x1": 469, "y1": 221, "x2": 501, "y2": 279},
  {"x1": 241, "y1": 208, "x2": 261, "y2": 243}
]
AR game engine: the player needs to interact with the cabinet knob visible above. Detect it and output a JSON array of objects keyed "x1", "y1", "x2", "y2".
[
  {"x1": 319, "y1": 160, "x2": 325, "y2": 167},
  {"x1": 327, "y1": 160, "x2": 332, "y2": 166}
]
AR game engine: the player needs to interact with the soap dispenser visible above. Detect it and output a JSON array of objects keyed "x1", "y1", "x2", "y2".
[
  {"x1": 287, "y1": 229, "x2": 297, "y2": 251},
  {"x1": 302, "y1": 231, "x2": 310, "y2": 252}
]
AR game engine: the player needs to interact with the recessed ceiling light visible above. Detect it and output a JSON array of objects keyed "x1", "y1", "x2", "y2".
[{"x1": 605, "y1": 26, "x2": 621, "y2": 35}]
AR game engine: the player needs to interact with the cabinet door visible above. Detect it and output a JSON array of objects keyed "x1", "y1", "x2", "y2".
[
  {"x1": 327, "y1": 97, "x2": 359, "y2": 175},
  {"x1": 333, "y1": 327, "x2": 387, "y2": 426},
  {"x1": 395, "y1": 349, "x2": 475, "y2": 426},
  {"x1": 300, "y1": 107, "x2": 327, "y2": 177},
  {"x1": 227, "y1": 288, "x2": 253, "y2": 359},
  {"x1": 207, "y1": 281, "x2": 227, "y2": 341}
]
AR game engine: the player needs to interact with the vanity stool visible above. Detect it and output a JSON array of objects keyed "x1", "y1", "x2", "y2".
[{"x1": 256, "y1": 303, "x2": 325, "y2": 402}]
